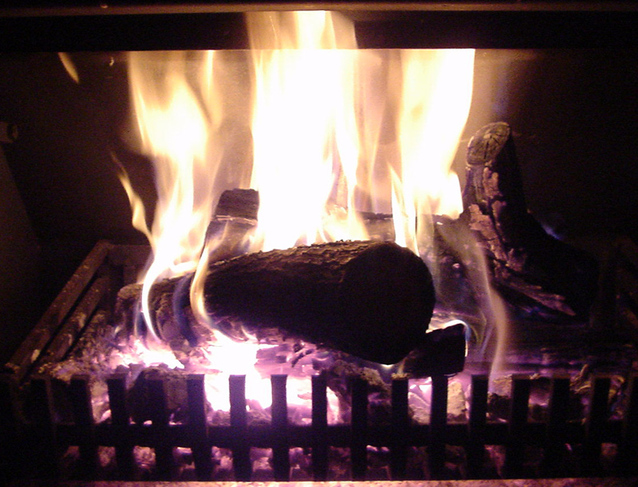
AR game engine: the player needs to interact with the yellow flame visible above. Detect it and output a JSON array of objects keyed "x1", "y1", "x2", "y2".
[
  {"x1": 58, "y1": 52, "x2": 80, "y2": 83},
  {"x1": 116, "y1": 166, "x2": 152, "y2": 243}
]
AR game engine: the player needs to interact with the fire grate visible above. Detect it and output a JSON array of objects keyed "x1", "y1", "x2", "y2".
[
  {"x1": 2, "y1": 371, "x2": 638, "y2": 482},
  {"x1": 1, "y1": 242, "x2": 638, "y2": 483}
]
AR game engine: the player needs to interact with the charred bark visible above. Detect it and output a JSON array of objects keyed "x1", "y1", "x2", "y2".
[
  {"x1": 117, "y1": 240, "x2": 437, "y2": 365},
  {"x1": 461, "y1": 122, "x2": 598, "y2": 319}
]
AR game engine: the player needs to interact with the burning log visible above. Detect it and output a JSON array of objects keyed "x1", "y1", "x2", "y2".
[
  {"x1": 461, "y1": 122, "x2": 598, "y2": 318},
  {"x1": 117, "y1": 240, "x2": 443, "y2": 365}
]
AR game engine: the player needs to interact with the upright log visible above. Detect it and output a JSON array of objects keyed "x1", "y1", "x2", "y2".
[{"x1": 462, "y1": 122, "x2": 598, "y2": 319}]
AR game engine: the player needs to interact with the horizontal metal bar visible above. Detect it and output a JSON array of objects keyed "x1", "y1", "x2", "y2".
[
  {"x1": 4, "y1": 2, "x2": 638, "y2": 16},
  {"x1": 56, "y1": 413, "x2": 625, "y2": 449}
]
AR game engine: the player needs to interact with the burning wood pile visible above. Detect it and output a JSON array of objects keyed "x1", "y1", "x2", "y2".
[
  {"x1": 3, "y1": 119, "x2": 635, "y2": 482},
  {"x1": 1, "y1": 10, "x2": 637, "y2": 483}
]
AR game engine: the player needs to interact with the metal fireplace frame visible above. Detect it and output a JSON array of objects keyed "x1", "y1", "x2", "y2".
[
  {"x1": 2, "y1": 1, "x2": 638, "y2": 485},
  {"x1": 1, "y1": 1, "x2": 638, "y2": 52}
]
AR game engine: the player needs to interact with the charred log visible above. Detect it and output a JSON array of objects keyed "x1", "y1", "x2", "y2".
[
  {"x1": 117, "y1": 240, "x2": 437, "y2": 365},
  {"x1": 461, "y1": 122, "x2": 598, "y2": 319}
]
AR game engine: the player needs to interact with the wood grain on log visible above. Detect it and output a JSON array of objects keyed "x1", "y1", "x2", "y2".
[{"x1": 117, "y1": 240, "x2": 437, "y2": 365}]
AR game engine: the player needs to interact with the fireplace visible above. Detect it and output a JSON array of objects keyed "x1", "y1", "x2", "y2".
[{"x1": 1, "y1": 2, "x2": 638, "y2": 485}]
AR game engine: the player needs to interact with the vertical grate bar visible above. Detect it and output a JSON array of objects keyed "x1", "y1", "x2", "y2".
[
  {"x1": 106, "y1": 374, "x2": 134, "y2": 479},
  {"x1": 271, "y1": 374, "x2": 290, "y2": 481},
  {"x1": 504, "y1": 374, "x2": 530, "y2": 478},
  {"x1": 311, "y1": 373, "x2": 328, "y2": 481},
  {"x1": 350, "y1": 377, "x2": 368, "y2": 480},
  {"x1": 30, "y1": 377, "x2": 59, "y2": 478},
  {"x1": 542, "y1": 374, "x2": 570, "y2": 477},
  {"x1": 187, "y1": 374, "x2": 213, "y2": 480},
  {"x1": 467, "y1": 374, "x2": 488, "y2": 478},
  {"x1": 429, "y1": 375, "x2": 448, "y2": 479},
  {"x1": 229, "y1": 375, "x2": 251, "y2": 481},
  {"x1": 0, "y1": 375, "x2": 22, "y2": 482},
  {"x1": 147, "y1": 378, "x2": 174, "y2": 480},
  {"x1": 390, "y1": 377, "x2": 409, "y2": 479},
  {"x1": 618, "y1": 373, "x2": 638, "y2": 475},
  {"x1": 69, "y1": 375, "x2": 97, "y2": 478},
  {"x1": 582, "y1": 375, "x2": 611, "y2": 477}
]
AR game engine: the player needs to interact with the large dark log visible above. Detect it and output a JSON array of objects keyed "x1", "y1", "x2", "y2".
[
  {"x1": 117, "y1": 240, "x2": 437, "y2": 365},
  {"x1": 461, "y1": 122, "x2": 599, "y2": 319}
]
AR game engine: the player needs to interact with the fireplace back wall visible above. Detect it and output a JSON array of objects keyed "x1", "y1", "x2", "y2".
[{"x1": 1, "y1": 2, "x2": 638, "y2": 363}]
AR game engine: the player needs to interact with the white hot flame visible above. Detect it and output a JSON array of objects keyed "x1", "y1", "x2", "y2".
[
  {"x1": 247, "y1": 11, "x2": 367, "y2": 251},
  {"x1": 394, "y1": 49, "x2": 475, "y2": 255}
]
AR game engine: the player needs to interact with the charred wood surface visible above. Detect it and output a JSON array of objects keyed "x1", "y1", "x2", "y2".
[
  {"x1": 462, "y1": 122, "x2": 598, "y2": 319},
  {"x1": 117, "y1": 240, "x2": 437, "y2": 365}
]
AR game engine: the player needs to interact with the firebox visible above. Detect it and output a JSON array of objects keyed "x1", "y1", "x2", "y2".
[{"x1": 1, "y1": 2, "x2": 638, "y2": 486}]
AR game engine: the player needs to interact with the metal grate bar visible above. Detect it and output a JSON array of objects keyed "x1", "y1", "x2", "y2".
[
  {"x1": 542, "y1": 374, "x2": 571, "y2": 477},
  {"x1": 350, "y1": 377, "x2": 368, "y2": 480},
  {"x1": 390, "y1": 377, "x2": 409, "y2": 479},
  {"x1": 429, "y1": 375, "x2": 448, "y2": 479},
  {"x1": 229, "y1": 374, "x2": 250, "y2": 481},
  {"x1": 148, "y1": 378, "x2": 174, "y2": 479},
  {"x1": 311, "y1": 373, "x2": 328, "y2": 480},
  {"x1": 106, "y1": 373, "x2": 135, "y2": 478},
  {"x1": 0, "y1": 375, "x2": 21, "y2": 482},
  {"x1": 271, "y1": 374, "x2": 290, "y2": 481},
  {"x1": 29, "y1": 376, "x2": 59, "y2": 478},
  {"x1": 504, "y1": 374, "x2": 531, "y2": 478},
  {"x1": 187, "y1": 374, "x2": 213, "y2": 480},
  {"x1": 4, "y1": 242, "x2": 111, "y2": 382},
  {"x1": 582, "y1": 375, "x2": 611, "y2": 476},
  {"x1": 618, "y1": 373, "x2": 638, "y2": 475},
  {"x1": 467, "y1": 374, "x2": 488, "y2": 478},
  {"x1": 3, "y1": 371, "x2": 638, "y2": 481},
  {"x1": 69, "y1": 375, "x2": 98, "y2": 477}
]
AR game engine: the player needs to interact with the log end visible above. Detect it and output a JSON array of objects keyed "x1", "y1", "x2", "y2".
[{"x1": 337, "y1": 241, "x2": 436, "y2": 364}]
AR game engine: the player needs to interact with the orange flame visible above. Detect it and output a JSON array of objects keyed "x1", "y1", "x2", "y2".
[{"x1": 127, "y1": 51, "x2": 223, "y2": 341}]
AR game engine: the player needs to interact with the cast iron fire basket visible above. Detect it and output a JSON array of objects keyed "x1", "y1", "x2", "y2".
[{"x1": 1, "y1": 242, "x2": 638, "y2": 482}]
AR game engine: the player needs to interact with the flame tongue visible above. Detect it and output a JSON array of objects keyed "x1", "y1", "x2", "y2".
[
  {"x1": 394, "y1": 49, "x2": 475, "y2": 253},
  {"x1": 125, "y1": 51, "x2": 221, "y2": 340}
]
